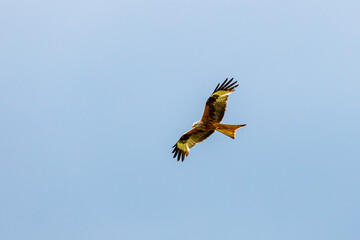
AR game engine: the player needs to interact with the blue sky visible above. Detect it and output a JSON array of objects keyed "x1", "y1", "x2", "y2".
[{"x1": 1, "y1": 0, "x2": 359, "y2": 239}]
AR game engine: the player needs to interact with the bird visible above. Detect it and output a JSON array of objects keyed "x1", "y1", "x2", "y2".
[{"x1": 172, "y1": 78, "x2": 246, "y2": 161}]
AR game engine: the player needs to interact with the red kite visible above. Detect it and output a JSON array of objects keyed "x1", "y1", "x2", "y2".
[{"x1": 172, "y1": 78, "x2": 246, "y2": 161}]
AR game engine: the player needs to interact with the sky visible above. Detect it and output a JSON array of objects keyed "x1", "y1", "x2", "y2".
[{"x1": 1, "y1": 0, "x2": 360, "y2": 239}]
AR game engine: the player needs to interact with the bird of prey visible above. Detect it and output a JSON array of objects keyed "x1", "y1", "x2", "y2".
[{"x1": 172, "y1": 78, "x2": 246, "y2": 161}]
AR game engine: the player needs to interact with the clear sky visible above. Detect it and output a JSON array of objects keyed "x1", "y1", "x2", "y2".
[{"x1": 1, "y1": 0, "x2": 360, "y2": 239}]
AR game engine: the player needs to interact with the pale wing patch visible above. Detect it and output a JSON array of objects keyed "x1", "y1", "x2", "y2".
[
  {"x1": 211, "y1": 90, "x2": 234, "y2": 98},
  {"x1": 177, "y1": 142, "x2": 190, "y2": 155},
  {"x1": 177, "y1": 139, "x2": 196, "y2": 155}
]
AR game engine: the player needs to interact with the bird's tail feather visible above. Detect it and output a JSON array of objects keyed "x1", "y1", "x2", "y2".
[{"x1": 216, "y1": 124, "x2": 246, "y2": 139}]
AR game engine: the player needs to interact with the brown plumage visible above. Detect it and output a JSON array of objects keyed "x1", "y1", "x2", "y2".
[{"x1": 172, "y1": 78, "x2": 246, "y2": 161}]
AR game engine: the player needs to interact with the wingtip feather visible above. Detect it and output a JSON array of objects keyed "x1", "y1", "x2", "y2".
[{"x1": 213, "y1": 78, "x2": 239, "y2": 93}]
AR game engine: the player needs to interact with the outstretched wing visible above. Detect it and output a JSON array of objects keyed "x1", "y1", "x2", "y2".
[
  {"x1": 172, "y1": 128, "x2": 214, "y2": 161},
  {"x1": 200, "y1": 78, "x2": 238, "y2": 123}
]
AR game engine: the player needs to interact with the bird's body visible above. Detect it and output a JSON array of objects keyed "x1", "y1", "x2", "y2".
[
  {"x1": 172, "y1": 78, "x2": 246, "y2": 161},
  {"x1": 192, "y1": 120, "x2": 217, "y2": 130}
]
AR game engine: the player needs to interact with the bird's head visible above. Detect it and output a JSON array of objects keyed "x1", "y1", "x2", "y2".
[{"x1": 192, "y1": 121, "x2": 201, "y2": 128}]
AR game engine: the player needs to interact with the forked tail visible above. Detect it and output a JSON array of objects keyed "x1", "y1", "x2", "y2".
[{"x1": 216, "y1": 124, "x2": 246, "y2": 139}]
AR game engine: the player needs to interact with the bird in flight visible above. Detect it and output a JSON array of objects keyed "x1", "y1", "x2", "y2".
[{"x1": 172, "y1": 78, "x2": 246, "y2": 161}]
